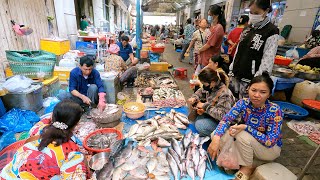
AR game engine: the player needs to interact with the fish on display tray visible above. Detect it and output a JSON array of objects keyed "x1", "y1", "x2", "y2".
[{"x1": 87, "y1": 133, "x2": 118, "y2": 149}]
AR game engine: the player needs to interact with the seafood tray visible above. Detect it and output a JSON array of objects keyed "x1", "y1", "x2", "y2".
[
  {"x1": 153, "y1": 88, "x2": 186, "y2": 108},
  {"x1": 134, "y1": 71, "x2": 178, "y2": 89}
]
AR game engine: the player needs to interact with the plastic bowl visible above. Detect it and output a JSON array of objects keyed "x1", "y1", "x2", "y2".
[
  {"x1": 83, "y1": 128, "x2": 123, "y2": 153},
  {"x1": 302, "y1": 99, "x2": 320, "y2": 119},
  {"x1": 274, "y1": 56, "x2": 293, "y2": 66},
  {"x1": 273, "y1": 101, "x2": 309, "y2": 120},
  {"x1": 123, "y1": 102, "x2": 146, "y2": 119}
]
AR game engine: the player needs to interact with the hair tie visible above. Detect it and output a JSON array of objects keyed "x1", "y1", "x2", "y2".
[{"x1": 52, "y1": 122, "x2": 68, "y2": 130}]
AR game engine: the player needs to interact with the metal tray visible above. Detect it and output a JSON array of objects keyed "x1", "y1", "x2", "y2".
[{"x1": 135, "y1": 71, "x2": 179, "y2": 89}]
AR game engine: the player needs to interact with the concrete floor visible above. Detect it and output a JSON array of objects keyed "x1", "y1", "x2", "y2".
[{"x1": 162, "y1": 43, "x2": 320, "y2": 180}]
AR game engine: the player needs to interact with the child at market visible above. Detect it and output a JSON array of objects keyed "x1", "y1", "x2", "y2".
[
  {"x1": 104, "y1": 43, "x2": 138, "y2": 86},
  {"x1": 0, "y1": 100, "x2": 88, "y2": 179},
  {"x1": 208, "y1": 72, "x2": 283, "y2": 180},
  {"x1": 188, "y1": 68, "x2": 236, "y2": 136}
]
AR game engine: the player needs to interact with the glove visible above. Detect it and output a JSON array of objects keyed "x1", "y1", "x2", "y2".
[{"x1": 98, "y1": 93, "x2": 106, "y2": 112}]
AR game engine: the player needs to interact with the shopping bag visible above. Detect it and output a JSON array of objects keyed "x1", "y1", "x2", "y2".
[{"x1": 216, "y1": 135, "x2": 240, "y2": 170}]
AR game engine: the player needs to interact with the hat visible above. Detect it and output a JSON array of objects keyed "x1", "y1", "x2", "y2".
[{"x1": 108, "y1": 44, "x2": 120, "y2": 54}]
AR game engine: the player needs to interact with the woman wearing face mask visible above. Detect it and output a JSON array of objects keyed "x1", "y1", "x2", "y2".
[
  {"x1": 198, "y1": 5, "x2": 226, "y2": 67},
  {"x1": 208, "y1": 72, "x2": 283, "y2": 180},
  {"x1": 188, "y1": 68, "x2": 236, "y2": 136},
  {"x1": 229, "y1": 0, "x2": 279, "y2": 100}
]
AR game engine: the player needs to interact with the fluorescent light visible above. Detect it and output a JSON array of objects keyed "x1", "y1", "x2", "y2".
[
  {"x1": 272, "y1": 5, "x2": 277, "y2": 9},
  {"x1": 245, "y1": 8, "x2": 250, "y2": 12}
]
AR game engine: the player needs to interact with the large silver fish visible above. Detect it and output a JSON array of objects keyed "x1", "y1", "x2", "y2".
[
  {"x1": 167, "y1": 153, "x2": 179, "y2": 180},
  {"x1": 183, "y1": 131, "x2": 192, "y2": 149},
  {"x1": 198, "y1": 159, "x2": 207, "y2": 180},
  {"x1": 130, "y1": 166, "x2": 148, "y2": 179},
  {"x1": 193, "y1": 147, "x2": 200, "y2": 172},
  {"x1": 147, "y1": 157, "x2": 158, "y2": 173},
  {"x1": 171, "y1": 138, "x2": 182, "y2": 158},
  {"x1": 96, "y1": 160, "x2": 113, "y2": 180},
  {"x1": 187, "y1": 161, "x2": 195, "y2": 180}
]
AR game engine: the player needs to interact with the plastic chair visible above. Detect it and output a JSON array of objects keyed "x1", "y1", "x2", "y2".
[{"x1": 173, "y1": 68, "x2": 188, "y2": 79}]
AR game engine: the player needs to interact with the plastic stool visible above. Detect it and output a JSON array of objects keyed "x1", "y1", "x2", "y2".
[{"x1": 173, "y1": 68, "x2": 187, "y2": 79}]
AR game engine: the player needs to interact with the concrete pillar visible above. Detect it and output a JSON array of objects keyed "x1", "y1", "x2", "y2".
[
  {"x1": 136, "y1": 0, "x2": 141, "y2": 59},
  {"x1": 200, "y1": 0, "x2": 211, "y2": 19},
  {"x1": 92, "y1": 0, "x2": 104, "y2": 27}
]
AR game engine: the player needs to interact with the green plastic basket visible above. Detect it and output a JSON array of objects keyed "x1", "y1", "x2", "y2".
[{"x1": 6, "y1": 50, "x2": 56, "y2": 79}]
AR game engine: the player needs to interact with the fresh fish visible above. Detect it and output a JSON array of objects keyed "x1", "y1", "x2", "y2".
[
  {"x1": 137, "y1": 146, "x2": 150, "y2": 154},
  {"x1": 187, "y1": 161, "x2": 195, "y2": 180},
  {"x1": 139, "y1": 156, "x2": 150, "y2": 166},
  {"x1": 152, "y1": 170, "x2": 168, "y2": 176},
  {"x1": 183, "y1": 131, "x2": 192, "y2": 149},
  {"x1": 193, "y1": 147, "x2": 200, "y2": 172},
  {"x1": 199, "y1": 136, "x2": 210, "y2": 146},
  {"x1": 171, "y1": 138, "x2": 182, "y2": 158},
  {"x1": 175, "y1": 113, "x2": 190, "y2": 125},
  {"x1": 138, "y1": 138, "x2": 151, "y2": 147},
  {"x1": 142, "y1": 125, "x2": 158, "y2": 136},
  {"x1": 118, "y1": 141, "x2": 134, "y2": 160},
  {"x1": 121, "y1": 161, "x2": 140, "y2": 171},
  {"x1": 193, "y1": 134, "x2": 200, "y2": 146},
  {"x1": 155, "y1": 163, "x2": 171, "y2": 173},
  {"x1": 127, "y1": 124, "x2": 140, "y2": 137},
  {"x1": 110, "y1": 139, "x2": 125, "y2": 157},
  {"x1": 199, "y1": 147, "x2": 207, "y2": 157},
  {"x1": 174, "y1": 122, "x2": 187, "y2": 129},
  {"x1": 123, "y1": 175, "x2": 142, "y2": 180},
  {"x1": 199, "y1": 155, "x2": 208, "y2": 168},
  {"x1": 112, "y1": 165, "x2": 127, "y2": 180},
  {"x1": 155, "y1": 175, "x2": 171, "y2": 180},
  {"x1": 130, "y1": 166, "x2": 148, "y2": 179},
  {"x1": 147, "y1": 157, "x2": 158, "y2": 172},
  {"x1": 167, "y1": 153, "x2": 179, "y2": 180},
  {"x1": 181, "y1": 159, "x2": 187, "y2": 178},
  {"x1": 157, "y1": 152, "x2": 169, "y2": 167},
  {"x1": 157, "y1": 137, "x2": 171, "y2": 147},
  {"x1": 96, "y1": 160, "x2": 113, "y2": 180},
  {"x1": 198, "y1": 160, "x2": 207, "y2": 180},
  {"x1": 168, "y1": 147, "x2": 184, "y2": 178}
]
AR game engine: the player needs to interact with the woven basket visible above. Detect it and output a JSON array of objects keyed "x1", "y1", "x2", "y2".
[{"x1": 6, "y1": 50, "x2": 56, "y2": 79}]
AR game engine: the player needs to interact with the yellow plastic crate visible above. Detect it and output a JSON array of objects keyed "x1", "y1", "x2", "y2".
[
  {"x1": 5, "y1": 67, "x2": 13, "y2": 77},
  {"x1": 42, "y1": 76, "x2": 59, "y2": 86},
  {"x1": 53, "y1": 67, "x2": 72, "y2": 83},
  {"x1": 40, "y1": 39, "x2": 70, "y2": 55},
  {"x1": 149, "y1": 62, "x2": 169, "y2": 72}
]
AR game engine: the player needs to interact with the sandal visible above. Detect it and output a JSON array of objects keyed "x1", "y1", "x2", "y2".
[{"x1": 234, "y1": 171, "x2": 250, "y2": 180}]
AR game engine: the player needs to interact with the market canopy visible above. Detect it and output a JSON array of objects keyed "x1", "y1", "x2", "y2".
[{"x1": 141, "y1": 0, "x2": 192, "y2": 14}]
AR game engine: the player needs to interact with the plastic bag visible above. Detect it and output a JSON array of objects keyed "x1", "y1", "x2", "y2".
[
  {"x1": 195, "y1": 64, "x2": 202, "y2": 76},
  {"x1": 286, "y1": 46, "x2": 299, "y2": 59},
  {"x1": 217, "y1": 135, "x2": 240, "y2": 170},
  {"x1": 0, "y1": 108, "x2": 40, "y2": 133},
  {"x1": 44, "y1": 100, "x2": 60, "y2": 114},
  {"x1": 3, "y1": 75, "x2": 33, "y2": 93},
  {"x1": 0, "y1": 131, "x2": 16, "y2": 151},
  {"x1": 43, "y1": 97, "x2": 60, "y2": 108}
]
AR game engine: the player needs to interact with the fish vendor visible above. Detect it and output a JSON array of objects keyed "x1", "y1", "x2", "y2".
[
  {"x1": 104, "y1": 43, "x2": 138, "y2": 86},
  {"x1": 117, "y1": 36, "x2": 139, "y2": 67},
  {"x1": 58, "y1": 55, "x2": 106, "y2": 112},
  {"x1": 0, "y1": 100, "x2": 88, "y2": 179},
  {"x1": 208, "y1": 72, "x2": 283, "y2": 180},
  {"x1": 188, "y1": 68, "x2": 236, "y2": 136}
]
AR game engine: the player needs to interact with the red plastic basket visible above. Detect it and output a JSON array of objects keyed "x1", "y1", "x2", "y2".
[
  {"x1": 0, "y1": 140, "x2": 26, "y2": 156},
  {"x1": 274, "y1": 57, "x2": 293, "y2": 66},
  {"x1": 83, "y1": 128, "x2": 123, "y2": 153},
  {"x1": 151, "y1": 47, "x2": 165, "y2": 53}
]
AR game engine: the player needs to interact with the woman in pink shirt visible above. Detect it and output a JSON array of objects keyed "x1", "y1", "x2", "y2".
[{"x1": 199, "y1": 5, "x2": 226, "y2": 67}]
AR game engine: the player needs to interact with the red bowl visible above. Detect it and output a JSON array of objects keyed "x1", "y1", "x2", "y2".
[
  {"x1": 274, "y1": 57, "x2": 293, "y2": 66},
  {"x1": 83, "y1": 128, "x2": 123, "y2": 153}
]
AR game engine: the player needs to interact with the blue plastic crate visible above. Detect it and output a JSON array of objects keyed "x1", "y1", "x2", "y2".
[
  {"x1": 149, "y1": 52, "x2": 160, "y2": 62},
  {"x1": 76, "y1": 41, "x2": 97, "y2": 50}
]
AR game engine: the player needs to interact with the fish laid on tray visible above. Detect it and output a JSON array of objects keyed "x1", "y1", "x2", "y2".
[
  {"x1": 134, "y1": 74, "x2": 177, "y2": 88},
  {"x1": 87, "y1": 133, "x2": 118, "y2": 149},
  {"x1": 126, "y1": 109, "x2": 190, "y2": 147},
  {"x1": 153, "y1": 88, "x2": 186, "y2": 108}
]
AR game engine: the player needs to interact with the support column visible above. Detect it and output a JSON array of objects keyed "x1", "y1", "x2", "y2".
[{"x1": 135, "y1": 0, "x2": 141, "y2": 59}]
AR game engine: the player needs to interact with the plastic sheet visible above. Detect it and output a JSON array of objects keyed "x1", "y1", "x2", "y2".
[
  {"x1": 0, "y1": 108, "x2": 40, "y2": 133},
  {"x1": 3, "y1": 75, "x2": 33, "y2": 93},
  {"x1": 0, "y1": 132, "x2": 16, "y2": 151}
]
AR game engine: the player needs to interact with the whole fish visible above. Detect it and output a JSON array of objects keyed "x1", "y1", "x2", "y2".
[
  {"x1": 121, "y1": 161, "x2": 140, "y2": 171},
  {"x1": 123, "y1": 175, "x2": 142, "y2": 180},
  {"x1": 168, "y1": 147, "x2": 183, "y2": 175},
  {"x1": 167, "y1": 153, "x2": 179, "y2": 180},
  {"x1": 127, "y1": 124, "x2": 140, "y2": 137},
  {"x1": 147, "y1": 157, "x2": 158, "y2": 173},
  {"x1": 157, "y1": 137, "x2": 171, "y2": 147},
  {"x1": 110, "y1": 139, "x2": 125, "y2": 157},
  {"x1": 157, "y1": 152, "x2": 169, "y2": 167},
  {"x1": 181, "y1": 159, "x2": 187, "y2": 178},
  {"x1": 193, "y1": 147, "x2": 200, "y2": 172},
  {"x1": 118, "y1": 141, "x2": 134, "y2": 160},
  {"x1": 155, "y1": 163, "x2": 171, "y2": 173},
  {"x1": 193, "y1": 134, "x2": 200, "y2": 146},
  {"x1": 139, "y1": 156, "x2": 150, "y2": 166},
  {"x1": 96, "y1": 160, "x2": 113, "y2": 180},
  {"x1": 130, "y1": 166, "x2": 148, "y2": 179},
  {"x1": 175, "y1": 113, "x2": 190, "y2": 125},
  {"x1": 171, "y1": 138, "x2": 182, "y2": 158},
  {"x1": 112, "y1": 165, "x2": 127, "y2": 180},
  {"x1": 187, "y1": 161, "x2": 195, "y2": 180},
  {"x1": 183, "y1": 131, "x2": 192, "y2": 149},
  {"x1": 155, "y1": 175, "x2": 171, "y2": 180},
  {"x1": 198, "y1": 160, "x2": 207, "y2": 180},
  {"x1": 199, "y1": 136, "x2": 210, "y2": 146}
]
